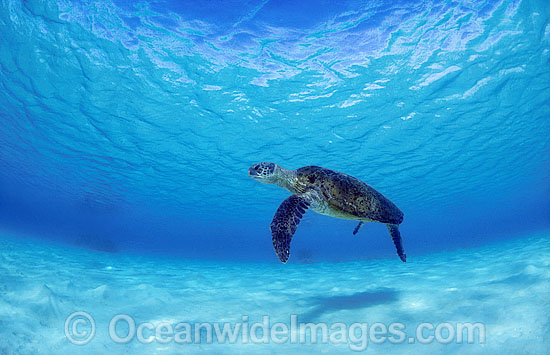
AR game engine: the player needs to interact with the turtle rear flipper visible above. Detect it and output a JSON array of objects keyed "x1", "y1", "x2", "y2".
[
  {"x1": 387, "y1": 224, "x2": 406, "y2": 262},
  {"x1": 353, "y1": 221, "x2": 365, "y2": 235},
  {"x1": 270, "y1": 194, "x2": 310, "y2": 263}
]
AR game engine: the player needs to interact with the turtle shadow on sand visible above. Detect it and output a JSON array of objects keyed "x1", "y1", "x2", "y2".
[{"x1": 299, "y1": 288, "x2": 399, "y2": 322}]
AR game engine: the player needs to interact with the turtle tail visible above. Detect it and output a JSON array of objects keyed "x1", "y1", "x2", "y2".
[{"x1": 387, "y1": 224, "x2": 406, "y2": 262}]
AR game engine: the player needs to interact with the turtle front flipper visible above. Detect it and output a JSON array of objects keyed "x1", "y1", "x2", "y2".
[
  {"x1": 387, "y1": 224, "x2": 406, "y2": 262},
  {"x1": 270, "y1": 194, "x2": 310, "y2": 263}
]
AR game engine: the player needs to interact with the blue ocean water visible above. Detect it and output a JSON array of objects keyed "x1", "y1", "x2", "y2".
[{"x1": 0, "y1": 0, "x2": 549, "y2": 353}]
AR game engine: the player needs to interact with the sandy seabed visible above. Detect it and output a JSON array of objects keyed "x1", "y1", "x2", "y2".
[{"x1": 0, "y1": 231, "x2": 548, "y2": 354}]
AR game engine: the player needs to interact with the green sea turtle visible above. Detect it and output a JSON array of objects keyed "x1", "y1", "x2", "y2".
[{"x1": 248, "y1": 163, "x2": 406, "y2": 263}]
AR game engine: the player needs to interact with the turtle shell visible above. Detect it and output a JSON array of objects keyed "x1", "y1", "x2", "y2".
[{"x1": 295, "y1": 166, "x2": 403, "y2": 224}]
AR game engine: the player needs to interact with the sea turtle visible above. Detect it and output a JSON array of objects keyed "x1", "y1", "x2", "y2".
[{"x1": 248, "y1": 163, "x2": 406, "y2": 263}]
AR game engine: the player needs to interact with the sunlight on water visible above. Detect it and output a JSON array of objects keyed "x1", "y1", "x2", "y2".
[{"x1": 0, "y1": 0, "x2": 548, "y2": 219}]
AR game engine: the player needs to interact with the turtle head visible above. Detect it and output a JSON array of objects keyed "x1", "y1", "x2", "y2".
[{"x1": 248, "y1": 162, "x2": 279, "y2": 184}]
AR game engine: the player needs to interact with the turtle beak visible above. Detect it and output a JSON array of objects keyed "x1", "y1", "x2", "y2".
[{"x1": 248, "y1": 166, "x2": 259, "y2": 179}]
